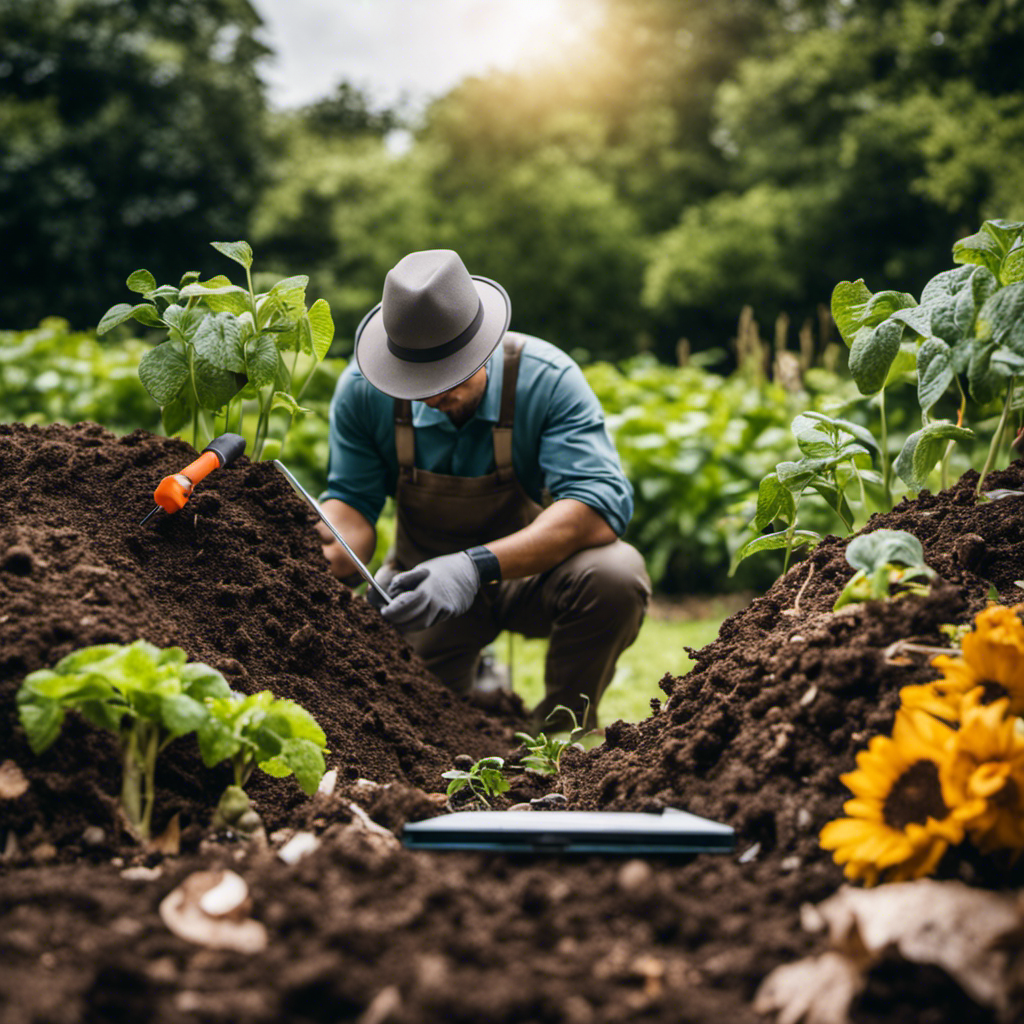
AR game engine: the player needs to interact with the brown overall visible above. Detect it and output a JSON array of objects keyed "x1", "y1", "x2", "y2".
[{"x1": 392, "y1": 333, "x2": 651, "y2": 730}]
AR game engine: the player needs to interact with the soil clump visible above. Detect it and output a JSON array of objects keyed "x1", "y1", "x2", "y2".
[{"x1": 4, "y1": 423, "x2": 1024, "y2": 1023}]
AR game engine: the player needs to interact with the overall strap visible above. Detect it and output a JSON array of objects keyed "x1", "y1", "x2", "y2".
[
  {"x1": 493, "y1": 333, "x2": 524, "y2": 481},
  {"x1": 394, "y1": 398, "x2": 416, "y2": 480}
]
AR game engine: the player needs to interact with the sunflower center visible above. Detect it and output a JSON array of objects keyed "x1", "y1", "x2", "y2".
[
  {"x1": 978, "y1": 680, "x2": 1009, "y2": 704},
  {"x1": 882, "y1": 760, "x2": 947, "y2": 830}
]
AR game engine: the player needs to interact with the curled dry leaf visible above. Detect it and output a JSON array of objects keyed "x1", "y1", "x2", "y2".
[
  {"x1": 756, "y1": 881, "x2": 1024, "y2": 1024},
  {"x1": 754, "y1": 951, "x2": 863, "y2": 1024},
  {"x1": 0, "y1": 760, "x2": 29, "y2": 800},
  {"x1": 159, "y1": 869, "x2": 267, "y2": 953},
  {"x1": 819, "y1": 881, "x2": 1024, "y2": 1015}
]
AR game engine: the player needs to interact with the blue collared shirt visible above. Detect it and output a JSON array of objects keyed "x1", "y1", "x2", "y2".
[{"x1": 324, "y1": 334, "x2": 633, "y2": 535}]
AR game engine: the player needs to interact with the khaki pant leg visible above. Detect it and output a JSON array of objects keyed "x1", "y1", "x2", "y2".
[
  {"x1": 496, "y1": 540, "x2": 651, "y2": 731},
  {"x1": 403, "y1": 592, "x2": 500, "y2": 696}
]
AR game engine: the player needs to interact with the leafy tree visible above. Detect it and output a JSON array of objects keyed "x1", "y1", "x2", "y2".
[{"x1": 0, "y1": 0, "x2": 270, "y2": 328}]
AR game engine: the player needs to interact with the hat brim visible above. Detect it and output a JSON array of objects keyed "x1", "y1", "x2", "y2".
[{"x1": 354, "y1": 275, "x2": 511, "y2": 400}]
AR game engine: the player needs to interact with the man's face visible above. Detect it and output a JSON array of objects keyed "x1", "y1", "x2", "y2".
[{"x1": 421, "y1": 366, "x2": 488, "y2": 425}]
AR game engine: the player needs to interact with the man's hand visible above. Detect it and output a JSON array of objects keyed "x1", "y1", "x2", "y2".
[{"x1": 381, "y1": 552, "x2": 480, "y2": 633}]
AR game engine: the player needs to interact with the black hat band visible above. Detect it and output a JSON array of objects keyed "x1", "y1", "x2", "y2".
[{"x1": 385, "y1": 299, "x2": 484, "y2": 364}]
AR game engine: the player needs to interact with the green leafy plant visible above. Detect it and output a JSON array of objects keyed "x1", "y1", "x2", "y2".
[
  {"x1": 16, "y1": 641, "x2": 230, "y2": 840},
  {"x1": 441, "y1": 756, "x2": 510, "y2": 806},
  {"x1": 514, "y1": 702, "x2": 590, "y2": 776},
  {"x1": 199, "y1": 690, "x2": 328, "y2": 832},
  {"x1": 832, "y1": 219, "x2": 1024, "y2": 499},
  {"x1": 732, "y1": 411, "x2": 880, "y2": 574},
  {"x1": 833, "y1": 529, "x2": 936, "y2": 610},
  {"x1": 97, "y1": 240, "x2": 335, "y2": 460}
]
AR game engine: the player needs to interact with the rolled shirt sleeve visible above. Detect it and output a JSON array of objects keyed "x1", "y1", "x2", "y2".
[
  {"x1": 521, "y1": 356, "x2": 634, "y2": 537},
  {"x1": 322, "y1": 365, "x2": 395, "y2": 526}
]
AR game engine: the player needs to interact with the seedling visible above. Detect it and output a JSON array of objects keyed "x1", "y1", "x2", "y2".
[
  {"x1": 441, "y1": 757, "x2": 510, "y2": 807},
  {"x1": 833, "y1": 529, "x2": 936, "y2": 610},
  {"x1": 514, "y1": 701, "x2": 591, "y2": 776},
  {"x1": 16, "y1": 641, "x2": 230, "y2": 841},
  {"x1": 200, "y1": 690, "x2": 327, "y2": 832},
  {"x1": 98, "y1": 240, "x2": 334, "y2": 460}
]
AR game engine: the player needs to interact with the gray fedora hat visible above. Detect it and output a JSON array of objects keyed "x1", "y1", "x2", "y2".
[{"x1": 354, "y1": 249, "x2": 511, "y2": 400}]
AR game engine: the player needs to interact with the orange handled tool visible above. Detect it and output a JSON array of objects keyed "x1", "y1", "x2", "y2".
[{"x1": 140, "y1": 434, "x2": 246, "y2": 526}]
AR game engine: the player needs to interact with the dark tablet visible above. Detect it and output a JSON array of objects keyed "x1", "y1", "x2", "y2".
[{"x1": 401, "y1": 807, "x2": 735, "y2": 855}]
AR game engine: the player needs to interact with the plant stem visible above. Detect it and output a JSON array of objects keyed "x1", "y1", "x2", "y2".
[
  {"x1": 976, "y1": 376, "x2": 1016, "y2": 497},
  {"x1": 878, "y1": 388, "x2": 892, "y2": 509},
  {"x1": 121, "y1": 732, "x2": 144, "y2": 836},
  {"x1": 141, "y1": 725, "x2": 159, "y2": 840},
  {"x1": 941, "y1": 382, "x2": 968, "y2": 491}
]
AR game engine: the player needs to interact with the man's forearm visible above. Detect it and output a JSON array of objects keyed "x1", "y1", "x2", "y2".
[
  {"x1": 318, "y1": 498, "x2": 377, "y2": 580},
  {"x1": 486, "y1": 499, "x2": 616, "y2": 580}
]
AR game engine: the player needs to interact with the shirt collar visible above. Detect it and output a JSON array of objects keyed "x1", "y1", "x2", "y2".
[{"x1": 410, "y1": 345, "x2": 504, "y2": 429}]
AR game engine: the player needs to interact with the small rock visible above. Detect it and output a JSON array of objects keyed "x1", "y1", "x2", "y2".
[
  {"x1": 30, "y1": 842, "x2": 57, "y2": 864},
  {"x1": 278, "y1": 831, "x2": 320, "y2": 865},
  {"x1": 453, "y1": 754, "x2": 475, "y2": 770},
  {"x1": 797, "y1": 808, "x2": 812, "y2": 830},
  {"x1": 738, "y1": 842, "x2": 761, "y2": 864},
  {"x1": 799, "y1": 685, "x2": 818, "y2": 706},
  {"x1": 317, "y1": 769, "x2": 338, "y2": 796},
  {"x1": 0, "y1": 760, "x2": 29, "y2": 800},
  {"x1": 2, "y1": 831, "x2": 19, "y2": 861},
  {"x1": 357, "y1": 985, "x2": 402, "y2": 1024},
  {"x1": 789, "y1": 634, "x2": 805, "y2": 644},
  {"x1": 530, "y1": 793, "x2": 568, "y2": 808},
  {"x1": 198, "y1": 871, "x2": 249, "y2": 917},
  {"x1": 121, "y1": 865, "x2": 163, "y2": 881},
  {"x1": 1, "y1": 546, "x2": 35, "y2": 576},
  {"x1": 617, "y1": 859, "x2": 653, "y2": 892},
  {"x1": 781, "y1": 856, "x2": 802, "y2": 872},
  {"x1": 508, "y1": 803, "x2": 533, "y2": 811},
  {"x1": 159, "y1": 870, "x2": 268, "y2": 953}
]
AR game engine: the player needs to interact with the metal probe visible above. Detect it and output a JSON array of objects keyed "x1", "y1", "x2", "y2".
[{"x1": 273, "y1": 460, "x2": 392, "y2": 606}]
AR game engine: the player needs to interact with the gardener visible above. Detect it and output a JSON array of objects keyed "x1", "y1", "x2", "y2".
[{"x1": 316, "y1": 249, "x2": 650, "y2": 731}]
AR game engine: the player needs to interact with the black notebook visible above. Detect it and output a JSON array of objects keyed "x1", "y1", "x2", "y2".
[{"x1": 401, "y1": 807, "x2": 735, "y2": 855}]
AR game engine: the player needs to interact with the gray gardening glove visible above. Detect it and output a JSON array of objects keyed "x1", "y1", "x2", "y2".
[
  {"x1": 366, "y1": 563, "x2": 398, "y2": 612},
  {"x1": 380, "y1": 552, "x2": 480, "y2": 633}
]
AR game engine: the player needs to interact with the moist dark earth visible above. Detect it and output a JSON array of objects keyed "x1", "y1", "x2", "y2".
[{"x1": 2, "y1": 421, "x2": 1023, "y2": 1024}]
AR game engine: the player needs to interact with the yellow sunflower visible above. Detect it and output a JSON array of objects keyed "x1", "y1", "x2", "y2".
[
  {"x1": 956, "y1": 603, "x2": 1024, "y2": 715},
  {"x1": 940, "y1": 697, "x2": 1024, "y2": 854},
  {"x1": 820, "y1": 708, "x2": 964, "y2": 885}
]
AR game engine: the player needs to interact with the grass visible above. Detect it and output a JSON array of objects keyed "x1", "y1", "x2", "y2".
[{"x1": 492, "y1": 597, "x2": 740, "y2": 727}]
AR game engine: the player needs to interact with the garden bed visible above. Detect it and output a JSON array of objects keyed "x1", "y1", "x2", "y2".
[{"x1": 3, "y1": 422, "x2": 1023, "y2": 1024}]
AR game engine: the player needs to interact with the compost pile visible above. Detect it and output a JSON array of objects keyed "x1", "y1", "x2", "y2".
[{"x1": 3, "y1": 422, "x2": 1024, "y2": 1024}]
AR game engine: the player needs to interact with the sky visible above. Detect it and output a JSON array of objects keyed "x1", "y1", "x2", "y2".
[{"x1": 249, "y1": 0, "x2": 588, "y2": 111}]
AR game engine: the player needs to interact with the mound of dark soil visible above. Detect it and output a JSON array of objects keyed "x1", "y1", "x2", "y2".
[
  {"x1": 4, "y1": 423, "x2": 1023, "y2": 1024},
  {"x1": 0, "y1": 422, "x2": 518, "y2": 852}
]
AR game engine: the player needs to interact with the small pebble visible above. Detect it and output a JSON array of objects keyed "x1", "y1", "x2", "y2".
[
  {"x1": 121, "y1": 865, "x2": 163, "y2": 881},
  {"x1": 530, "y1": 793, "x2": 568, "y2": 808},
  {"x1": 82, "y1": 826, "x2": 105, "y2": 846},
  {"x1": 780, "y1": 855, "x2": 801, "y2": 872},
  {"x1": 508, "y1": 803, "x2": 533, "y2": 812},
  {"x1": 617, "y1": 859, "x2": 653, "y2": 892},
  {"x1": 799, "y1": 685, "x2": 818, "y2": 706},
  {"x1": 316, "y1": 769, "x2": 338, "y2": 796},
  {"x1": 453, "y1": 755, "x2": 475, "y2": 770},
  {"x1": 738, "y1": 842, "x2": 761, "y2": 864},
  {"x1": 789, "y1": 634, "x2": 805, "y2": 644},
  {"x1": 797, "y1": 808, "x2": 812, "y2": 830},
  {"x1": 278, "y1": 831, "x2": 320, "y2": 865}
]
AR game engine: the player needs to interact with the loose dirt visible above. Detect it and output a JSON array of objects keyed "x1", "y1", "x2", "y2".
[{"x1": 3, "y1": 422, "x2": 1023, "y2": 1024}]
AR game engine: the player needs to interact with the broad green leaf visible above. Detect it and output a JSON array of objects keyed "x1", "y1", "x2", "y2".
[
  {"x1": 160, "y1": 694, "x2": 209, "y2": 738},
  {"x1": 891, "y1": 305, "x2": 932, "y2": 339},
  {"x1": 211, "y1": 240, "x2": 254, "y2": 269},
  {"x1": 916, "y1": 338, "x2": 954, "y2": 413},
  {"x1": 863, "y1": 290, "x2": 917, "y2": 324},
  {"x1": 921, "y1": 265, "x2": 976, "y2": 307},
  {"x1": 162, "y1": 304, "x2": 199, "y2": 343},
  {"x1": 845, "y1": 529, "x2": 927, "y2": 573},
  {"x1": 98, "y1": 302, "x2": 161, "y2": 335},
  {"x1": 967, "y1": 340, "x2": 1002, "y2": 403},
  {"x1": 263, "y1": 275, "x2": 308, "y2": 327},
  {"x1": 848, "y1": 320, "x2": 903, "y2": 395},
  {"x1": 179, "y1": 280, "x2": 249, "y2": 305},
  {"x1": 883, "y1": 345, "x2": 918, "y2": 388},
  {"x1": 893, "y1": 423, "x2": 975, "y2": 490},
  {"x1": 127, "y1": 269, "x2": 157, "y2": 295},
  {"x1": 1002, "y1": 242, "x2": 1024, "y2": 286},
  {"x1": 752, "y1": 473, "x2": 796, "y2": 531},
  {"x1": 831, "y1": 280, "x2": 873, "y2": 345},
  {"x1": 179, "y1": 270, "x2": 201, "y2": 287},
  {"x1": 193, "y1": 313, "x2": 245, "y2": 372},
  {"x1": 953, "y1": 228, "x2": 1005, "y2": 277},
  {"x1": 990, "y1": 346, "x2": 1024, "y2": 375},
  {"x1": 263, "y1": 700, "x2": 327, "y2": 747},
  {"x1": 139, "y1": 343, "x2": 189, "y2": 405},
  {"x1": 928, "y1": 296, "x2": 959, "y2": 345},
  {"x1": 307, "y1": 299, "x2": 334, "y2": 360},
  {"x1": 181, "y1": 663, "x2": 232, "y2": 702},
  {"x1": 162, "y1": 391, "x2": 192, "y2": 436},
  {"x1": 148, "y1": 284, "x2": 181, "y2": 303},
  {"x1": 733, "y1": 528, "x2": 820, "y2": 565},
  {"x1": 979, "y1": 281, "x2": 1024, "y2": 350},
  {"x1": 798, "y1": 411, "x2": 879, "y2": 453},
  {"x1": 17, "y1": 698, "x2": 64, "y2": 754},
  {"x1": 193, "y1": 354, "x2": 242, "y2": 410},
  {"x1": 275, "y1": 736, "x2": 326, "y2": 795},
  {"x1": 197, "y1": 717, "x2": 239, "y2": 768},
  {"x1": 246, "y1": 334, "x2": 280, "y2": 390}
]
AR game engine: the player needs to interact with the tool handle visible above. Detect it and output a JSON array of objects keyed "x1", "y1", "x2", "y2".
[
  {"x1": 179, "y1": 449, "x2": 222, "y2": 488},
  {"x1": 204, "y1": 433, "x2": 246, "y2": 468}
]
